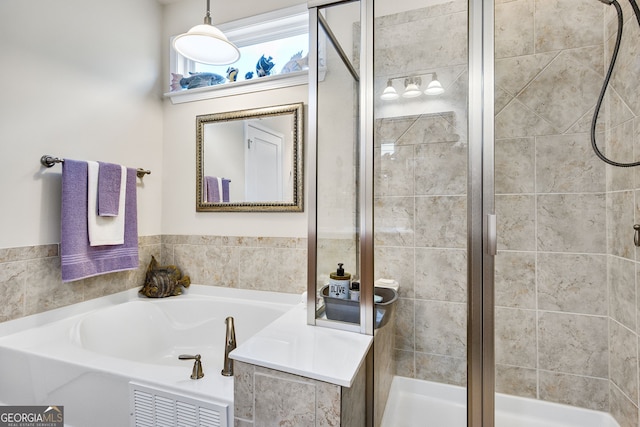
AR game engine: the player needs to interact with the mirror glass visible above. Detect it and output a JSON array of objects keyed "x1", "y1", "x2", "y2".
[{"x1": 196, "y1": 103, "x2": 304, "y2": 212}]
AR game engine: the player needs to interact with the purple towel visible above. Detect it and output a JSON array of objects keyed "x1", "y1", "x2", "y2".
[
  {"x1": 221, "y1": 178, "x2": 231, "y2": 202},
  {"x1": 97, "y1": 161, "x2": 123, "y2": 216},
  {"x1": 61, "y1": 159, "x2": 139, "y2": 282},
  {"x1": 204, "y1": 176, "x2": 220, "y2": 202}
]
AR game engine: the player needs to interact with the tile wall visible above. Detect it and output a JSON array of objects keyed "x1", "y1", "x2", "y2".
[
  {"x1": 604, "y1": 0, "x2": 640, "y2": 425},
  {"x1": 373, "y1": 1, "x2": 640, "y2": 424},
  {"x1": 0, "y1": 235, "x2": 306, "y2": 323}
]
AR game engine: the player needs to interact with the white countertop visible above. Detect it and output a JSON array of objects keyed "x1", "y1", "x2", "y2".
[{"x1": 229, "y1": 303, "x2": 373, "y2": 387}]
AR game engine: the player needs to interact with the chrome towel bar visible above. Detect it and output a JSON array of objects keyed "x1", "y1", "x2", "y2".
[{"x1": 40, "y1": 155, "x2": 151, "y2": 178}]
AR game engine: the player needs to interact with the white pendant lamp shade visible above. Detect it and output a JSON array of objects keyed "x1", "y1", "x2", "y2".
[
  {"x1": 380, "y1": 79, "x2": 399, "y2": 100},
  {"x1": 403, "y1": 83, "x2": 421, "y2": 98},
  {"x1": 424, "y1": 74, "x2": 445, "y2": 95},
  {"x1": 172, "y1": 0, "x2": 240, "y2": 65}
]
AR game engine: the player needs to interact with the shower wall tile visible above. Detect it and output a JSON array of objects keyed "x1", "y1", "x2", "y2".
[
  {"x1": 608, "y1": 191, "x2": 636, "y2": 260},
  {"x1": 609, "y1": 320, "x2": 638, "y2": 403},
  {"x1": 495, "y1": 364, "x2": 537, "y2": 399},
  {"x1": 395, "y1": 113, "x2": 460, "y2": 146},
  {"x1": 536, "y1": 133, "x2": 606, "y2": 193},
  {"x1": 394, "y1": 298, "x2": 415, "y2": 351},
  {"x1": 495, "y1": 138, "x2": 535, "y2": 194},
  {"x1": 375, "y1": 144, "x2": 414, "y2": 197},
  {"x1": 538, "y1": 311, "x2": 608, "y2": 378},
  {"x1": 495, "y1": 307, "x2": 537, "y2": 368},
  {"x1": 539, "y1": 370, "x2": 609, "y2": 412},
  {"x1": 537, "y1": 253, "x2": 607, "y2": 315},
  {"x1": 495, "y1": 98, "x2": 558, "y2": 139},
  {"x1": 518, "y1": 52, "x2": 603, "y2": 133},
  {"x1": 534, "y1": 0, "x2": 603, "y2": 53},
  {"x1": 494, "y1": 0, "x2": 534, "y2": 59},
  {"x1": 414, "y1": 352, "x2": 466, "y2": 387},
  {"x1": 374, "y1": 196, "x2": 415, "y2": 247},
  {"x1": 394, "y1": 349, "x2": 415, "y2": 378},
  {"x1": 495, "y1": 51, "x2": 559, "y2": 96},
  {"x1": 415, "y1": 248, "x2": 466, "y2": 303},
  {"x1": 375, "y1": 10, "x2": 467, "y2": 75},
  {"x1": 374, "y1": 246, "x2": 415, "y2": 299},
  {"x1": 414, "y1": 196, "x2": 466, "y2": 249},
  {"x1": 414, "y1": 300, "x2": 466, "y2": 358},
  {"x1": 494, "y1": 251, "x2": 536, "y2": 309},
  {"x1": 537, "y1": 193, "x2": 606, "y2": 253},
  {"x1": 496, "y1": 195, "x2": 536, "y2": 251},
  {"x1": 604, "y1": 89, "x2": 634, "y2": 130},
  {"x1": 609, "y1": 9, "x2": 640, "y2": 114},
  {"x1": 414, "y1": 142, "x2": 467, "y2": 196},
  {"x1": 609, "y1": 255, "x2": 637, "y2": 332},
  {"x1": 610, "y1": 382, "x2": 639, "y2": 427},
  {"x1": 607, "y1": 121, "x2": 636, "y2": 192}
]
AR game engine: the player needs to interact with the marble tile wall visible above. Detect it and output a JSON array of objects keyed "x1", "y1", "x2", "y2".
[
  {"x1": 0, "y1": 236, "x2": 161, "y2": 323},
  {"x1": 0, "y1": 235, "x2": 306, "y2": 324},
  {"x1": 234, "y1": 360, "x2": 366, "y2": 427},
  {"x1": 604, "y1": 1, "x2": 640, "y2": 425},
  {"x1": 161, "y1": 235, "x2": 307, "y2": 295}
]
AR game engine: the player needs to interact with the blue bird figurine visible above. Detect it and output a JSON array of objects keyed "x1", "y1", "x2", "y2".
[
  {"x1": 256, "y1": 55, "x2": 275, "y2": 77},
  {"x1": 226, "y1": 67, "x2": 238, "y2": 82}
]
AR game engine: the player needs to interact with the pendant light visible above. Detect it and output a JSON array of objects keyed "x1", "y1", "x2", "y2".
[
  {"x1": 402, "y1": 77, "x2": 422, "y2": 98},
  {"x1": 380, "y1": 79, "x2": 399, "y2": 100},
  {"x1": 172, "y1": 0, "x2": 240, "y2": 65},
  {"x1": 424, "y1": 73, "x2": 444, "y2": 96}
]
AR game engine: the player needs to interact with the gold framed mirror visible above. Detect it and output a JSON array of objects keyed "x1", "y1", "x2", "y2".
[{"x1": 196, "y1": 103, "x2": 304, "y2": 212}]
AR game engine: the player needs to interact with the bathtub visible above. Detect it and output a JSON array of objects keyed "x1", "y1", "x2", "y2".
[
  {"x1": 382, "y1": 376, "x2": 621, "y2": 427},
  {"x1": 0, "y1": 285, "x2": 300, "y2": 427}
]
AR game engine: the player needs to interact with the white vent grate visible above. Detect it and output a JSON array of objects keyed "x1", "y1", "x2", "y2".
[{"x1": 130, "y1": 382, "x2": 228, "y2": 427}]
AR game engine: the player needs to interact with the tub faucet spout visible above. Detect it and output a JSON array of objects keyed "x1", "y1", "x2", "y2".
[{"x1": 221, "y1": 316, "x2": 236, "y2": 376}]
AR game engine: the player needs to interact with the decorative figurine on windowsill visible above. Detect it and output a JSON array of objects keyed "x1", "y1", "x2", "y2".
[
  {"x1": 256, "y1": 55, "x2": 275, "y2": 77},
  {"x1": 170, "y1": 72, "x2": 225, "y2": 91},
  {"x1": 226, "y1": 67, "x2": 239, "y2": 82},
  {"x1": 139, "y1": 256, "x2": 191, "y2": 298},
  {"x1": 280, "y1": 51, "x2": 308, "y2": 74}
]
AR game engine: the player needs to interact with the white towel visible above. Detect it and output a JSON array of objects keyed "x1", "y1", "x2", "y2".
[{"x1": 87, "y1": 161, "x2": 127, "y2": 246}]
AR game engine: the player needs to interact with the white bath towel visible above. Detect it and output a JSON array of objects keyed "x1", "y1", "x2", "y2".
[{"x1": 87, "y1": 161, "x2": 127, "y2": 246}]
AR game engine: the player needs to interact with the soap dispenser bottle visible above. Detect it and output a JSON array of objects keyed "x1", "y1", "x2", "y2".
[{"x1": 329, "y1": 263, "x2": 351, "y2": 299}]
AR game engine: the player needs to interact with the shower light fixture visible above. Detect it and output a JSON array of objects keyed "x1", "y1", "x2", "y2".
[
  {"x1": 424, "y1": 73, "x2": 445, "y2": 95},
  {"x1": 380, "y1": 72, "x2": 444, "y2": 101},
  {"x1": 172, "y1": 0, "x2": 240, "y2": 65},
  {"x1": 402, "y1": 77, "x2": 422, "y2": 98},
  {"x1": 380, "y1": 79, "x2": 399, "y2": 100}
]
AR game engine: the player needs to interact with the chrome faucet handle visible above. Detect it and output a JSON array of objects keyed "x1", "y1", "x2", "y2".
[{"x1": 179, "y1": 354, "x2": 204, "y2": 379}]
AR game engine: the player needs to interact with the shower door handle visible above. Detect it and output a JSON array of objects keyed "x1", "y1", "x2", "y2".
[{"x1": 486, "y1": 214, "x2": 497, "y2": 256}]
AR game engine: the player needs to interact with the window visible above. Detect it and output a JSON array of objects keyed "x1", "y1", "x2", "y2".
[{"x1": 167, "y1": 5, "x2": 309, "y2": 101}]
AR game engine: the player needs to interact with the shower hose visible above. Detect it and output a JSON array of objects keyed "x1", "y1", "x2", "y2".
[{"x1": 591, "y1": 0, "x2": 640, "y2": 167}]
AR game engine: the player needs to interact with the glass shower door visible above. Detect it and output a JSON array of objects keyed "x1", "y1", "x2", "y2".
[{"x1": 373, "y1": 0, "x2": 475, "y2": 425}]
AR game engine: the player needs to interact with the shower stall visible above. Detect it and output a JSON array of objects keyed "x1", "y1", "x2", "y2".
[{"x1": 308, "y1": 0, "x2": 640, "y2": 426}]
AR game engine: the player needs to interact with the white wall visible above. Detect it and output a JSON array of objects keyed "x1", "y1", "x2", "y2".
[
  {"x1": 0, "y1": 0, "x2": 164, "y2": 249},
  {"x1": 161, "y1": 86, "x2": 308, "y2": 237},
  {"x1": 161, "y1": 0, "x2": 309, "y2": 238}
]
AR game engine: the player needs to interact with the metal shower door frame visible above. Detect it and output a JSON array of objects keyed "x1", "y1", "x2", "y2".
[{"x1": 468, "y1": 0, "x2": 496, "y2": 426}]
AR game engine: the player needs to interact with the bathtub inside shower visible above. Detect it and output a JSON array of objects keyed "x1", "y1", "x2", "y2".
[{"x1": 0, "y1": 285, "x2": 300, "y2": 427}]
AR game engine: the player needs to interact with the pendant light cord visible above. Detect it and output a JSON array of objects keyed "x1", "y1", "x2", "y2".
[{"x1": 591, "y1": 0, "x2": 640, "y2": 167}]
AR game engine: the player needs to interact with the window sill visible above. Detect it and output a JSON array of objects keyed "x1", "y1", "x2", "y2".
[{"x1": 164, "y1": 70, "x2": 308, "y2": 104}]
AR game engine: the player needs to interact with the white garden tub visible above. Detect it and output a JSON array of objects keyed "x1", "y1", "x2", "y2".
[{"x1": 0, "y1": 285, "x2": 300, "y2": 427}]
